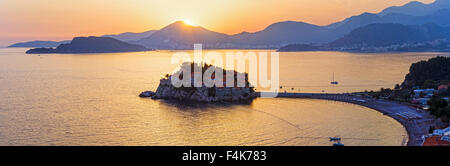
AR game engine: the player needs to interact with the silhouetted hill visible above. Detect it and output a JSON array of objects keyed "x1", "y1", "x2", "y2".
[
  {"x1": 136, "y1": 21, "x2": 231, "y2": 49},
  {"x1": 102, "y1": 30, "x2": 157, "y2": 42},
  {"x1": 327, "y1": 9, "x2": 450, "y2": 38},
  {"x1": 330, "y1": 23, "x2": 450, "y2": 47},
  {"x1": 402, "y1": 56, "x2": 450, "y2": 88},
  {"x1": 136, "y1": 21, "x2": 334, "y2": 49},
  {"x1": 278, "y1": 23, "x2": 450, "y2": 52},
  {"x1": 231, "y1": 21, "x2": 332, "y2": 47},
  {"x1": 8, "y1": 40, "x2": 70, "y2": 48},
  {"x1": 381, "y1": 9, "x2": 450, "y2": 27},
  {"x1": 327, "y1": 13, "x2": 383, "y2": 37},
  {"x1": 26, "y1": 36, "x2": 150, "y2": 54},
  {"x1": 137, "y1": 10, "x2": 449, "y2": 49}
]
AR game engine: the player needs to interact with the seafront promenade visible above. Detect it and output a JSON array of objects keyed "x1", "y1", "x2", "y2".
[{"x1": 261, "y1": 92, "x2": 438, "y2": 146}]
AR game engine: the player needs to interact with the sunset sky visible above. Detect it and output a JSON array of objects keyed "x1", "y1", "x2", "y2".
[{"x1": 0, "y1": 0, "x2": 435, "y2": 46}]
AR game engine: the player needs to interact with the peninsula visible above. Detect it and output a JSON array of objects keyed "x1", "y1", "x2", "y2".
[
  {"x1": 8, "y1": 40, "x2": 70, "y2": 48},
  {"x1": 26, "y1": 36, "x2": 151, "y2": 54}
]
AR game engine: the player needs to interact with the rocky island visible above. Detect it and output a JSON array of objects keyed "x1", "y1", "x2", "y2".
[
  {"x1": 26, "y1": 36, "x2": 151, "y2": 54},
  {"x1": 140, "y1": 62, "x2": 257, "y2": 102}
]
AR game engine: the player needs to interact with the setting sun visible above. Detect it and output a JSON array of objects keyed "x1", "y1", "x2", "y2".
[{"x1": 181, "y1": 19, "x2": 194, "y2": 26}]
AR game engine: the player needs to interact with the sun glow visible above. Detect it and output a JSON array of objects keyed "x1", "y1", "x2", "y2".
[{"x1": 182, "y1": 19, "x2": 194, "y2": 26}]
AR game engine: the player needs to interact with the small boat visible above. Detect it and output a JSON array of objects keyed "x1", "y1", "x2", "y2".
[
  {"x1": 330, "y1": 137, "x2": 341, "y2": 141},
  {"x1": 357, "y1": 99, "x2": 367, "y2": 103},
  {"x1": 333, "y1": 142, "x2": 345, "y2": 146},
  {"x1": 330, "y1": 72, "x2": 339, "y2": 85}
]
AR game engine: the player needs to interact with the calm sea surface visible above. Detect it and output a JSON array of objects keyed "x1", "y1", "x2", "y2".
[{"x1": 1, "y1": 48, "x2": 448, "y2": 146}]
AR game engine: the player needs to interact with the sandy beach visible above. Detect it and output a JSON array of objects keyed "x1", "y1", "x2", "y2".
[{"x1": 271, "y1": 92, "x2": 441, "y2": 146}]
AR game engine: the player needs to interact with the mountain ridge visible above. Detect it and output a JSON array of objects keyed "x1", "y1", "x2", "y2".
[
  {"x1": 379, "y1": 0, "x2": 450, "y2": 16},
  {"x1": 10, "y1": 1, "x2": 450, "y2": 50},
  {"x1": 136, "y1": 21, "x2": 232, "y2": 49},
  {"x1": 278, "y1": 23, "x2": 450, "y2": 52},
  {"x1": 102, "y1": 30, "x2": 157, "y2": 42},
  {"x1": 330, "y1": 23, "x2": 450, "y2": 47}
]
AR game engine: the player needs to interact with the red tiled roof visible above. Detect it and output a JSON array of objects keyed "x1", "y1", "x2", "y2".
[
  {"x1": 438, "y1": 84, "x2": 450, "y2": 90},
  {"x1": 422, "y1": 136, "x2": 450, "y2": 146}
]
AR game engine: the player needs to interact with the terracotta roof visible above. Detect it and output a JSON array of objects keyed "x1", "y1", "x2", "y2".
[
  {"x1": 422, "y1": 136, "x2": 450, "y2": 146},
  {"x1": 438, "y1": 84, "x2": 450, "y2": 90}
]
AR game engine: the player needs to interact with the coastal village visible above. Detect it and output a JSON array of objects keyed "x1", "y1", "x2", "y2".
[
  {"x1": 332, "y1": 37, "x2": 450, "y2": 53},
  {"x1": 411, "y1": 84, "x2": 450, "y2": 146},
  {"x1": 357, "y1": 56, "x2": 450, "y2": 146}
]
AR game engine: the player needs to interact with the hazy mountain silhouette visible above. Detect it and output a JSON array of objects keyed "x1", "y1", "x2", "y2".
[
  {"x1": 135, "y1": 21, "x2": 334, "y2": 49},
  {"x1": 231, "y1": 21, "x2": 332, "y2": 47},
  {"x1": 379, "y1": 0, "x2": 450, "y2": 16},
  {"x1": 136, "y1": 21, "x2": 231, "y2": 49},
  {"x1": 327, "y1": 8, "x2": 450, "y2": 37},
  {"x1": 8, "y1": 40, "x2": 70, "y2": 48},
  {"x1": 102, "y1": 30, "x2": 157, "y2": 42},
  {"x1": 135, "y1": 8, "x2": 450, "y2": 50},
  {"x1": 11, "y1": 0, "x2": 450, "y2": 50},
  {"x1": 138, "y1": 7, "x2": 450, "y2": 50},
  {"x1": 327, "y1": 12, "x2": 383, "y2": 38},
  {"x1": 382, "y1": 9, "x2": 450, "y2": 26},
  {"x1": 330, "y1": 23, "x2": 450, "y2": 47},
  {"x1": 26, "y1": 36, "x2": 150, "y2": 54},
  {"x1": 279, "y1": 23, "x2": 450, "y2": 52}
]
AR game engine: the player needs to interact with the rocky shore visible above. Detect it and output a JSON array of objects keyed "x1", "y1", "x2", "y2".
[
  {"x1": 140, "y1": 62, "x2": 257, "y2": 102},
  {"x1": 140, "y1": 78, "x2": 257, "y2": 102}
]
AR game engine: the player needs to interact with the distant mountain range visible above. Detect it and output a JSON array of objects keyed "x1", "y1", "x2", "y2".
[
  {"x1": 26, "y1": 36, "x2": 151, "y2": 54},
  {"x1": 10, "y1": 0, "x2": 450, "y2": 51},
  {"x1": 330, "y1": 23, "x2": 450, "y2": 47},
  {"x1": 379, "y1": 0, "x2": 450, "y2": 16},
  {"x1": 278, "y1": 23, "x2": 450, "y2": 52},
  {"x1": 230, "y1": 21, "x2": 332, "y2": 48},
  {"x1": 328, "y1": 8, "x2": 450, "y2": 37}
]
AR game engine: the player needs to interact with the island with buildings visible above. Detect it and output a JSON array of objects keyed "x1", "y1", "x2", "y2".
[{"x1": 140, "y1": 62, "x2": 257, "y2": 102}]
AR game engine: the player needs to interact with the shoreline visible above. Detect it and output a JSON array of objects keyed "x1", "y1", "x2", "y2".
[{"x1": 269, "y1": 92, "x2": 438, "y2": 146}]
